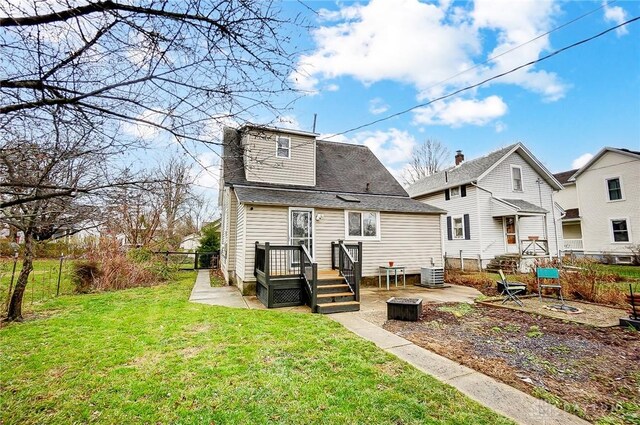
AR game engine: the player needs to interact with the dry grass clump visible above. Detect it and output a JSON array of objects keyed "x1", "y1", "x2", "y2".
[
  {"x1": 71, "y1": 238, "x2": 168, "y2": 293},
  {"x1": 445, "y1": 270, "x2": 498, "y2": 296},
  {"x1": 521, "y1": 258, "x2": 628, "y2": 307}
]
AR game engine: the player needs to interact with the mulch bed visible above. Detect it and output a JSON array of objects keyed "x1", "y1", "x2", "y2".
[{"x1": 383, "y1": 302, "x2": 640, "y2": 423}]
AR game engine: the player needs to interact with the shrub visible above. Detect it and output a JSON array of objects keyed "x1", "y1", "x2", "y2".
[
  {"x1": 71, "y1": 261, "x2": 102, "y2": 293},
  {"x1": 76, "y1": 238, "x2": 174, "y2": 293}
]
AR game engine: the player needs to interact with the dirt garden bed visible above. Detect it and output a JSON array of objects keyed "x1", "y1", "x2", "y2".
[{"x1": 383, "y1": 302, "x2": 640, "y2": 424}]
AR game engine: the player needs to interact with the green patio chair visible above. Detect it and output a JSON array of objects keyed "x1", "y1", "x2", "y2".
[
  {"x1": 536, "y1": 267, "x2": 563, "y2": 304},
  {"x1": 497, "y1": 269, "x2": 526, "y2": 307}
]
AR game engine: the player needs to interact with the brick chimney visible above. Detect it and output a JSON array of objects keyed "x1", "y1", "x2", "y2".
[{"x1": 455, "y1": 150, "x2": 464, "y2": 166}]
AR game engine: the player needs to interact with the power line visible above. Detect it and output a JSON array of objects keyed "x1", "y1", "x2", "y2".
[
  {"x1": 422, "y1": 0, "x2": 616, "y2": 94},
  {"x1": 326, "y1": 15, "x2": 640, "y2": 139}
]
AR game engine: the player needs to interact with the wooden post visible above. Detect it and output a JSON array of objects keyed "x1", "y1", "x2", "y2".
[
  {"x1": 331, "y1": 242, "x2": 336, "y2": 269},
  {"x1": 264, "y1": 242, "x2": 271, "y2": 307},
  {"x1": 459, "y1": 250, "x2": 464, "y2": 271},
  {"x1": 254, "y1": 241, "x2": 259, "y2": 277},
  {"x1": 56, "y1": 253, "x2": 64, "y2": 296},
  {"x1": 311, "y1": 262, "x2": 318, "y2": 312}
]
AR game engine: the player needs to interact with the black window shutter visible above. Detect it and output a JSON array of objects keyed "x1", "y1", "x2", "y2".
[
  {"x1": 445, "y1": 189, "x2": 450, "y2": 201},
  {"x1": 446, "y1": 216, "x2": 452, "y2": 240},
  {"x1": 463, "y1": 214, "x2": 471, "y2": 240},
  {"x1": 461, "y1": 185, "x2": 467, "y2": 197}
]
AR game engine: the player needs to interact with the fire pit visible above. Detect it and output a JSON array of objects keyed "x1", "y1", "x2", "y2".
[
  {"x1": 387, "y1": 297, "x2": 422, "y2": 321},
  {"x1": 545, "y1": 304, "x2": 583, "y2": 314}
]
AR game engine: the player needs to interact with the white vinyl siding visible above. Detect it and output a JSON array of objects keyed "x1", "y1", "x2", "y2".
[
  {"x1": 479, "y1": 151, "x2": 561, "y2": 258},
  {"x1": 576, "y1": 151, "x2": 639, "y2": 253},
  {"x1": 221, "y1": 187, "x2": 238, "y2": 276},
  {"x1": 243, "y1": 130, "x2": 316, "y2": 186},
  {"x1": 416, "y1": 185, "x2": 482, "y2": 257},
  {"x1": 241, "y1": 205, "x2": 443, "y2": 281},
  {"x1": 235, "y1": 202, "x2": 246, "y2": 280}
]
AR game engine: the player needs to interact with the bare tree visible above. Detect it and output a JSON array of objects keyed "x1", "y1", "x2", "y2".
[
  {"x1": 0, "y1": 113, "x2": 108, "y2": 321},
  {"x1": 402, "y1": 139, "x2": 451, "y2": 185},
  {"x1": 0, "y1": 0, "x2": 300, "y2": 206},
  {"x1": 158, "y1": 157, "x2": 194, "y2": 248}
]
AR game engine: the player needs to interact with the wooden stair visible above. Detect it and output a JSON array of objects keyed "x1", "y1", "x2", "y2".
[
  {"x1": 485, "y1": 255, "x2": 520, "y2": 274},
  {"x1": 314, "y1": 269, "x2": 360, "y2": 314}
]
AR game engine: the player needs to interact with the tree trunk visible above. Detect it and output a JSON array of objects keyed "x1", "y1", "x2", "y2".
[{"x1": 5, "y1": 233, "x2": 34, "y2": 322}]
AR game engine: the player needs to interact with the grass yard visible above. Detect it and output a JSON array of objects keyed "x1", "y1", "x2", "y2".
[
  {"x1": 0, "y1": 258, "x2": 74, "y2": 309},
  {"x1": 595, "y1": 264, "x2": 640, "y2": 280},
  {"x1": 0, "y1": 272, "x2": 512, "y2": 424}
]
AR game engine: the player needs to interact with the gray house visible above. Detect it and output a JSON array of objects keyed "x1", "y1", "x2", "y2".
[
  {"x1": 219, "y1": 124, "x2": 445, "y2": 313},
  {"x1": 407, "y1": 143, "x2": 564, "y2": 272}
]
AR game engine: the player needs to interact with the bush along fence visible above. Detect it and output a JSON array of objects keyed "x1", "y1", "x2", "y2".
[
  {"x1": 152, "y1": 251, "x2": 220, "y2": 270},
  {"x1": 1, "y1": 254, "x2": 72, "y2": 313}
]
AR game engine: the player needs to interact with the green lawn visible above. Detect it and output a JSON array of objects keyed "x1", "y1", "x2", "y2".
[
  {"x1": 0, "y1": 258, "x2": 74, "y2": 308},
  {"x1": 595, "y1": 264, "x2": 640, "y2": 280},
  {"x1": 0, "y1": 273, "x2": 513, "y2": 424}
]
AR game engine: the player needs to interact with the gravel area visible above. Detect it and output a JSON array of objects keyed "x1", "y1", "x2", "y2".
[{"x1": 380, "y1": 302, "x2": 640, "y2": 424}]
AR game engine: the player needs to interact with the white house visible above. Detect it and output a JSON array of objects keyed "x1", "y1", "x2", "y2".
[
  {"x1": 219, "y1": 124, "x2": 445, "y2": 313},
  {"x1": 554, "y1": 147, "x2": 640, "y2": 263},
  {"x1": 407, "y1": 143, "x2": 564, "y2": 272}
]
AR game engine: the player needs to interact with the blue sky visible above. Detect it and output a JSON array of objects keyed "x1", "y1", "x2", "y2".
[{"x1": 273, "y1": 0, "x2": 640, "y2": 179}]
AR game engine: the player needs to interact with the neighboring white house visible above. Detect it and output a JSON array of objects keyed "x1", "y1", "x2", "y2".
[
  {"x1": 554, "y1": 147, "x2": 640, "y2": 263},
  {"x1": 407, "y1": 144, "x2": 564, "y2": 272},
  {"x1": 179, "y1": 233, "x2": 201, "y2": 251},
  {"x1": 219, "y1": 124, "x2": 445, "y2": 313}
]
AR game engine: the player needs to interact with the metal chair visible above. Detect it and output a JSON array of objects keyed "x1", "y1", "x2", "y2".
[
  {"x1": 536, "y1": 267, "x2": 563, "y2": 303},
  {"x1": 497, "y1": 269, "x2": 526, "y2": 306}
]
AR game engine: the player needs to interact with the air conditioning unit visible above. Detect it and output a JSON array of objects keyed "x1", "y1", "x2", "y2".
[{"x1": 419, "y1": 267, "x2": 446, "y2": 288}]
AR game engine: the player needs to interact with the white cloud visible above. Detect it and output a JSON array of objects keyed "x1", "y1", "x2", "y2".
[
  {"x1": 495, "y1": 121, "x2": 507, "y2": 133},
  {"x1": 292, "y1": 0, "x2": 567, "y2": 110},
  {"x1": 122, "y1": 110, "x2": 166, "y2": 141},
  {"x1": 369, "y1": 97, "x2": 389, "y2": 115},
  {"x1": 572, "y1": 153, "x2": 593, "y2": 169},
  {"x1": 413, "y1": 95, "x2": 507, "y2": 127},
  {"x1": 276, "y1": 115, "x2": 300, "y2": 130},
  {"x1": 603, "y1": 1, "x2": 629, "y2": 36},
  {"x1": 324, "y1": 83, "x2": 340, "y2": 92},
  {"x1": 191, "y1": 151, "x2": 220, "y2": 189}
]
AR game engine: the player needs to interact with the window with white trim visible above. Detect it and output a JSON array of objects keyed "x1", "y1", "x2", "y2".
[
  {"x1": 611, "y1": 219, "x2": 630, "y2": 242},
  {"x1": 346, "y1": 211, "x2": 379, "y2": 239},
  {"x1": 450, "y1": 186, "x2": 460, "y2": 198},
  {"x1": 511, "y1": 165, "x2": 523, "y2": 191},
  {"x1": 276, "y1": 136, "x2": 290, "y2": 158},
  {"x1": 452, "y1": 216, "x2": 464, "y2": 239},
  {"x1": 606, "y1": 177, "x2": 623, "y2": 201}
]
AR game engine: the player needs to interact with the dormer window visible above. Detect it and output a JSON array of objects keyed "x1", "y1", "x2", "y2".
[{"x1": 276, "y1": 136, "x2": 290, "y2": 158}]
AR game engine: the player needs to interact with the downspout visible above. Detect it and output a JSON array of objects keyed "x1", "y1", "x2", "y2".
[{"x1": 551, "y1": 191, "x2": 565, "y2": 259}]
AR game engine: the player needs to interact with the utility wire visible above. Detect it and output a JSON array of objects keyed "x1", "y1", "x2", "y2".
[
  {"x1": 422, "y1": 0, "x2": 615, "y2": 94},
  {"x1": 326, "y1": 15, "x2": 640, "y2": 139}
]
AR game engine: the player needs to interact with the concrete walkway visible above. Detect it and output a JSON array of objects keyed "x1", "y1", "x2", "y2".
[
  {"x1": 189, "y1": 270, "x2": 248, "y2": 308},
  {"x1": 330, "y1": 312, "x2": 589, "y2": 425}
]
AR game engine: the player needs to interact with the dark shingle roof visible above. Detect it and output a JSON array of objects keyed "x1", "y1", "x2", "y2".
[
  {"x1": 233, "y1": 186, "x2": 445, "y2": 214},
  {"x1": 222, "y1": 128, "x2": 407, "y2": 197},
  {"x1": 407, "y1": 144, "x2": 518, "y2": 197},
  {"x1": 564, "y1": 208, "x2": 580, "y2": 219},
  {"x1": 553, "y1": 169, "x2": 578, "y2": 185},
  {"x1": 501, "y1": 198, "x2": 548, "y2": 214}
]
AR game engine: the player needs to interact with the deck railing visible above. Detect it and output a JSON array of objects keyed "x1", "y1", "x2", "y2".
[
  {"x1": 337, "y1": 241, "x2": 362, "y2": 302},
  {"x1": 254, "y1": 242, "x2": 318, "y2": 310},
  {"x1": 520, "y1": 239, "x2": 549, "y2": 256},
  {"x1": 300, "y1": 243, "x2": 318, "y2": 309}
]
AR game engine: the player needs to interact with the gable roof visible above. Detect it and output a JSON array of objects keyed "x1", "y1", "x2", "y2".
[
  {"x1": 407, "y1": 143, "x2": 563, "y2": 197},
  {"x1": 222, "y1": 127, "x2": 408, "y2": 197},
  {"x1": 569, "y1": 147, "x2": 640, "y2": 181},
  {"x1": 553, "y1": 169, "x2": 578, "y2": 185}
]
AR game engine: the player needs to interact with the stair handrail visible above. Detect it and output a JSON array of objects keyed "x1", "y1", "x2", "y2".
[
  {"x1": 338, "y1": 241, "x2": 361, "y2": 302},
  {"x1": 299, "y1": 242, "x2": 318, "y2": 310}
]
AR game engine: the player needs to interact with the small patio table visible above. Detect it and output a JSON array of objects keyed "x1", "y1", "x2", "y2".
[{"x1": 378, "y1": 265, "x2": 406, "y2": 290}]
